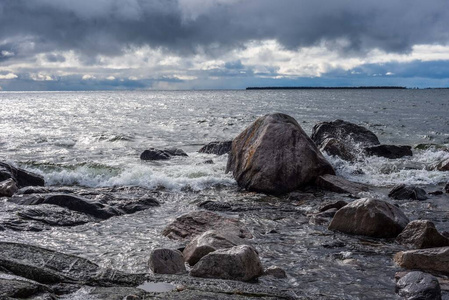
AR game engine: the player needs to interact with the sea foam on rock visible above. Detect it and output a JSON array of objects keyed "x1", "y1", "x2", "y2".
[
  {"x1": 328, "y1": 198, "x2": 409, "y2": 238},
  {"x1": 226, "y1": 113, "x2": 334, "y2": 194}
]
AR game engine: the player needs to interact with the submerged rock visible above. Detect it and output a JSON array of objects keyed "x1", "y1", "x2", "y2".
[
  {"x1": 396, "y1": 220, "x2": 449, "y2": 249},
  {"x1": 316, "y1": 174, "x2": 370, "y2": 196},
  {"x1": 183, "y1": 230, "x2": 247, "y2": 266},
  {"x1": 148, "y1": 249, "x2": 186, "y2": 275},
  {"x1": 0, "y1": 162, "x2": 45, "y2": 188},
  {"x1": 395, "y1": 271, "x2": 441, "y2": 300},
  {"x1": 394, "y1": 247, "x2": 449, "y2": 274},
  {"x1": 162, "y1": 211, "x2": 252, "y2": 240},
  {"x1": 198, "y1": 141, "x2": 232, "y2": 155},
  {"x1": 364, "y1": 145, "x2": 412, "y2": 159},
  {"x1": 0, "y1": 178, "x2": 18, "y2": 197},
  {"x1": 328, "y1": 198, "x2": 409, "y2": 238},
  {"x1": 190, "y1": 245, "x2": 264, "y2": 282},
  {"x1": 311, "y1": 119, "x2": 380, "y2": 148},
  {"x1": 226, "y1": 113, "x2": 334, "y2": 194},
  {"x1": 388, "y1": 184, "x2": 428, "y2": 201}
]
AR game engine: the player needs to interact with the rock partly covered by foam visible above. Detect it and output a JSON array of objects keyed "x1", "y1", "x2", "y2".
[
  {"x1": 140, "y1": 148, "x2": 187, "y2": 160},
  {"x1": 394, "y1": 247, "x2": 449, "y2": 274},
  {"x1": 226, "y1": 113, "x2": 334, "y2": 194},
  {"x1": 0, "y1": 178, "x2": 19, "y2": 197},
  {"x1": 328, "y1": 198, "x2": 409, "y2": 238},
  {"x1": 0, "y1": 162, "x2": 44, "y2": 188},
  {"x1": 190, "y1": 245, "x2": 264, "y2": 281},
  {"x1": 183, "y1": 230, "x2": 248, "y2": 266},
  {"x1": 198, "y1": 141, "x2": 232, "y2": 155},
  {"x1": 396, "y1": 220, "x2": 449, "y2": 249},
  {"x1": 436, "y1": 158, "x2": 449, "y2": 171},
  {"x1": 318, "y1": 137, "x2": 356, "y2": 161},
  {"x1": 388, "y1": 184, "x2": 428, "y2": 201},
  {"x1": 148, "y1": 248, "x2": 186, "y2": 274},
  {"x1": 162, "y1": 211, "x2": 253, "y2": 240},
  {"x1": 364, "y1": 145, "x2": 413, "y2": 159},
  {"x1": 395, "y1": 271, "x2": 441, "y2": 300}
]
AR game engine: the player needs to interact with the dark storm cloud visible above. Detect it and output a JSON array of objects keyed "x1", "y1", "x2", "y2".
[{"x1": 1, "y1": 0, "x2": 448, "y2": 61}]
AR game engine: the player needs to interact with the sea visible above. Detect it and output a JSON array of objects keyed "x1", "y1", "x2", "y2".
[{"x1": 1, "y1": 89, "x2": 449, "y2": 299}]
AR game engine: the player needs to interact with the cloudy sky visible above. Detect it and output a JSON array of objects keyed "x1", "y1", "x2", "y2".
[{"x1": 1, "y1": 0, "x2": 449, "y2": 90}]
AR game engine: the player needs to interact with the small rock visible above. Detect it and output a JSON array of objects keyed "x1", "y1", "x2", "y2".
[
  {"x1": 163, "y1": 148, "x2": 188, "y2": 157},
  {"x1": 198, "y1": 200, "x2": 232, "y2": 211},
  {"x1": 396, "y1": 220, "x2": 449, "y2": 249},
  {"x1": 328, "y1": 198, "x2": 409, "y2": 238},
  {"x1": 394, "y1": 247, "x2": 449, "y2": 274},
  {"x1": 436, "y1": 158, "x2": 449, "y2": 171},
  {"x1": 364, "y1": 145, "x2": 412, "y2": 159},
  {"x1": 190, "y1": 245, "x2": 264, "y2": 281},
  {"x1": 388, "y1": 184, "x2": 428, "y2": 200},
  {"x1": 263, "y1": 266, "x2": 287, "y2": 278},
  {"x1": 203, "y1": 159, "x2": 214, "y2": 164},
  {"x1": 148, "y1": 248, "x2": 186, "y2": 275},
  {"x1": 198, "y1": 141, "x2": 232, "y2": 155},
  {"x1": 140, "y1": 148, "x2": 171, "y2": 160},
  {"x1": 319, "y1": 200, "x2": 348, "y2": 212},
  {"x1": 396, "y1": 271, "x2": 441, "y2": 300},
  {"x1": 0, "y1": 178, "x2": 19, "y2": 197},
  {"x1": 319, "y1": 137, "x2": 356, "y2": 161},
  {"x1": 309, "y1": 208, "x2": 338, "y2": 225},
  {"x1": 183, "y1": 230, "x2": 247, "y2": 266},
  {"x1": 316, "y1": 174, "x2": 370, "y2": 196}
]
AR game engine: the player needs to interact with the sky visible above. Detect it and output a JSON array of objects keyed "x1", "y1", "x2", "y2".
[{"x1": 1, "y1": 0, "x2": 449, "y2": 90}]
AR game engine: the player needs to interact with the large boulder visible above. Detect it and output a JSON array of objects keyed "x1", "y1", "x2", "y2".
[
  {"x1": 0, "y1": 162, "x2": 44, "y2": 188},
  {"x1": 388, "y1": 184, "x2": 428, "y2": 201},
  {"x1": 183, "y1": 230, "x2": 248, "y2": 266},
  {"x1": 199, "y1": 141, "x2": 232, "y2": 155},
  {"x1": 364, "y1": 145, "x2": 412, "y2": 159},
  {"x1": 226, "y1": 113, "x2": 335, "y2": 194},
  {"x1": 311, "y1": 119, "x2": 380, "y2": 148},
  {"x1": 395, "y1": 271, "x2": 441, "y2": 300},
  {"x1": 162, "y1": 211, "x2": 252, "y2": 240},
  {"x1": 0, "y1": 178, "x2": 18, "y2": 197},
  {"x1": 190, "y1": 245, "x2": 264, "y2": 282},
  {"x1": 396, "y1": 220, "x2": 449, "y2": 249},
  {"x1": 394, "y1": 247, "x2": 449, "y2": 274},
  {"x1": 328, "y1": 198, "x2": 409, "y2": 238},
  {"x1": 148, "y1": 248, "x2": 186, "y2": 274}
]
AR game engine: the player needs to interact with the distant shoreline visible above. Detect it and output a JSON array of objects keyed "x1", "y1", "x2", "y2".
[{"x1": 246, "y1": 86, "x2": 409, "y2": 90}]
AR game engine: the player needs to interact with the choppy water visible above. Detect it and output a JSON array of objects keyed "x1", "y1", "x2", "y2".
[{"x1": 1, "y1": 89, "x2": 449, "y2": 299}]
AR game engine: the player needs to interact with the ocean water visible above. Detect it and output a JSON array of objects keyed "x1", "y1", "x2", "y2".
[{"x1": 1, "y1": 89, "x2": 449, "y2": 299}]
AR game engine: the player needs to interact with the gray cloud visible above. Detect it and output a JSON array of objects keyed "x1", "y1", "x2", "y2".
[{"x1": 1, "y1": 0, "x2": 449, "y2": 63}]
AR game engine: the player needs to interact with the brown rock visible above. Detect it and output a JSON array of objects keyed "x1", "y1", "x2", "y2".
[
  {"x1": 394, "y1": 247, "x2": 449, "y2": 274},
  {"x1": 328, "y1": 198, "x2": 409, "y2": 238},
  {"x1": 226, "y1": 113, "x2": 335, "y2": 194},
  {"x1": 162, "y1": 211, "x2": 252, "y2": 240},
  {"x1": 316, "y1": 174, "x2": 370, "y2": 196},
  {"x1": 396, "y1": 220, "x2": 449, "y2": 249}
]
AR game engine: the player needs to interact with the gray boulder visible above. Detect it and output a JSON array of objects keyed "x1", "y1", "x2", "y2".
[
  {"x1": 226, "y1": 113, "x2": 335, "y2": 194},
  {"x1": 396, "y1": 271, "x2": 441, "y2": 300},
  {"x1": 389, "y1": 184, "x2": 428, "y2": 201},
  {"x1": 162, "y1": 210, "x2": 252, "y2": 240},
  {"x1": 190, "y1": 245, "x2": 264, "y2": 282},
  {"x1": 0, "y1": 162, "x2": 45, "y2": 188},
  {"x1": 148, "y1": 249, "x2": 186, "y2": 274},
  {"x1": 183, "y1": 230, "x2": 248, "y2": 266},
  {"x1": 396, "y1": 220, "x2": 449, "y2": 249},
  {"x1": 364, "y1": 144, "x2": 412, "y2": 159},
  {"x1": 311, "y1": 119, "x2": 380, "y2": 148},
  {"x1": 328, "y1": 198, "x2": 409, "y2": 238},
  {"x1": 394, "y1": 247, "x2": 449, "y2": 274},
  {"x1": 199, "y1": 141, "x2": 232, "y2": 155},
  {"x1": 316, "y1": 174, "x2": 370, "y2": 196},
  {"x1": 0, "y1": 178, "x2": 18, "y2": 197}
]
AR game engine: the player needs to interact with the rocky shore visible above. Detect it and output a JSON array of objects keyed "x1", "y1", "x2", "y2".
[{"x1": 1, "y1": 113, "x2": 449, "y2": 299}]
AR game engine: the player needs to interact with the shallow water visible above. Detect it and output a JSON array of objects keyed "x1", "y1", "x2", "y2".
[{"x1": 1, "y1": 89, "x2": 449, "y2": 299}]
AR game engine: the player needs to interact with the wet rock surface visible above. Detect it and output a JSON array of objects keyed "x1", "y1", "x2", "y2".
[
  {"x1": 396, "y1": 271, "x2": 441, "y2": 300},
  {"x1": 389, "y1": 184, "x2": 428, "y2": 200},
  {"x1": 329, "y1": 198, "x2": 409, "y2": 238},
  {"x1": 148, "y1": 249, "x2": 186, "y2": 275},
  {"x1": 394, "y1": 247, "x2": 449, "y2": 275},
  {"x1": 364, "y1": 144, "x2": 413, "y2": 159},
  {"x1": 198, "y1": 141, "x2": 232, "y2": 155},
  {"x1": 437, "y1": 158, "x2": 449, "y2": 171},
  {"x1": 140, "y1": 148, "x2": 187, "y2": 160},
  {"x1": 318, "y1": 137, "x2": 356, "y2": 161},
  {"x1": 316, "y1": 174, "x2": 370, "y2": 196},
  {"x1": 226, "y1": 113, "x2": 334, "y2": 194},
  {"x1": 0, "y1": 161, "x2": 45, "y2": 188},
  {"x1": 396, "y1": 220, "x2": 449, "y2": 249},
  {"x1": 0, "y1": 178, "x2": 18, "y2": 197}
]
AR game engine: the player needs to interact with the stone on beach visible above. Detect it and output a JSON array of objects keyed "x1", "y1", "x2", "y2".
[
  {"x1": 183, "y1": 230, "x2": 248, "y2": 266},
  {"x1": 190, "y1": 245, "x2": 264, "y2": 282},
  {"x1": 162, "y1": 210, "x2": 253, "y2": 240},
  {"x1": 328, "y1": 198, "x2": 409, "y2": 238},
  {"x1": 0, "y1": 162, "x2": 45, "y2": 188},
  {"x1": 316, "y1": 174, "x2": 370, "y2": 196},
  {"x1": 388, "y1": 184, "x2": 428, "y2": 200},
  {"x1": 395, "y1": 271, "x2": 441, "y2": 300},
  {"x1": 364, "y1": 144, "x2": 413, "y2": 159},
  {"x1": 226, "y1": 113, "x2": 335, "y2": 194},
  {"x1": 198, "y1": 141, "x2": 232, "y2": 155},
  {"x1": 148, "y1": 248, "x2": 186, "y2": 274},
  {"x1": 0, "y1": 178, "x2": 19, "y2": 197},
  {"x1": 394, "y1": 247, "x2": 449, "y2": 275},
  {"x1": 396, "y1": 220, "x2": 449, "y2": 249}
]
